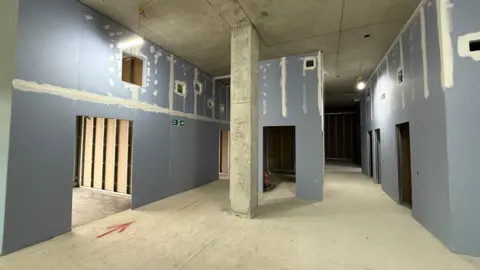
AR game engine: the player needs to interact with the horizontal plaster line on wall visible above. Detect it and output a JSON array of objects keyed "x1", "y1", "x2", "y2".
[{"x1": 12, "y1": 79, "x2": 229, "y2": 125}]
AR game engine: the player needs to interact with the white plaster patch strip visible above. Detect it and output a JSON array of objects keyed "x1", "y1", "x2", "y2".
[
  {"x1": 420, "y1": 6, "x2": 430, "y2": 99},
  {"x1": 280, "y1": 57, "x2": 288, "y2": 118},
  {"x1": 12, "y1": 79, "x2": 228, "y2": 125},
  {"x1": 458, "y1": 32, "x2": 480, "y2": 61},
  {"x1": 169, "y1": 54, "x2": 175, "y2": 111},
  {"x1": 399, "y1": 36, "x2": 405, "y2": 109},
  {"x1": 194, "y1": 68, "x2": 198, "y2": 115},
  {"x1": 436, "y1": 0, "x2": 454, "y2": 90},
  {"x1": 317, "y1": 52, "x2": 324, "y2": 121}
]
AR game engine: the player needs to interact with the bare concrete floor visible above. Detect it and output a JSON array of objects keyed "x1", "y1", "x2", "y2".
[
  {"x1": 1, "y1": 167, "x2": 478, "y2": 269},
  {"x1": 72, "y1": 187, "x2": 131, "y2": 227}
]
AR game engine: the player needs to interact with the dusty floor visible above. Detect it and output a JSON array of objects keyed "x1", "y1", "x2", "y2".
[
  {"x1": 72, "y1": 187, "x2": 131, "y2": 227},
  {"x1": 0, "y1": 166, "x2": 478, "y2": 269}
]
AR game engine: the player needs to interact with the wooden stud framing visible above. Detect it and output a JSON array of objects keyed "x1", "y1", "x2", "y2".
[
  {"x1": 82, "y1": 117, "x2": 94, "y2": 187},
  {"x1": 104, "y1": 119, "x2": 116, "y2": 191},
  {"x1": 116, "y1": 120, "x2": 129, "y2": 194},
  {"x1": 77, "y1": 116, "x2": 133, "y2": 195},
  {"x1": 93, "y1": 118, "x2": 105, "y2": 189}
]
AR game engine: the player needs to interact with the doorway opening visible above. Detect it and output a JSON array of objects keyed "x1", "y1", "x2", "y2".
[
  {"x1": 72, "y1": 116, "x2": 133, "y2": 228},
  {"x1": 219, "y1": 130, "x2": 230, "y2": 177},
  {"x1": 396, "y1": 122, "x2": 412, "y2": 208},
  {"x1": 263, "y1": 126, "x2": 296, "y2": 192},
  {"x1": 368, "y1": 130, "x2": 373, "y2": 178},
  {"x1": 374, "y1": 129, "x2": 381, "y2": 184}
]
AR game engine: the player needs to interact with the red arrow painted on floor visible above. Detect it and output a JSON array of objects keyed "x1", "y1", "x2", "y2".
[{"x1": 96, "y1": 222, "x2": 134, "y2": 238}]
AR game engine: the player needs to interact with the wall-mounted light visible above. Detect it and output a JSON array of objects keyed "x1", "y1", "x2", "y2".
[{"x1": 117, "y1": 38, "x2": 144, "y2": 49}]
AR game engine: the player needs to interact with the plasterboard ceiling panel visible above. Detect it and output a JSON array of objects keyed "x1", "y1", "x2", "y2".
[
  {"x1": 238, "y1": 0, "x2": 343, "y2": 46},
  {"x1": 341, "y1": 0, "x2": 420, "y2": 30}
]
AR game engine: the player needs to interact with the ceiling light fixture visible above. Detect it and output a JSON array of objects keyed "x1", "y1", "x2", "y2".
[
  {"x1": 117, "y1": 38, "x2": 144, "y2": 49},
  {"x1": 356, "y1": 78, "x2": 366, "y2": 91}
]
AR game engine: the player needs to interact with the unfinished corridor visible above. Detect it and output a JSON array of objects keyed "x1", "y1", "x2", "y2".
[{"x1": 0, "y1": 166, "x2": 475, "y2": 270}]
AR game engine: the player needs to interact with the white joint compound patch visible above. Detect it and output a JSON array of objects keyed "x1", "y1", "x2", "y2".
[
  {"x1": 420, "y1": 6, "x2": 430, "y2": 99},
  {"x1": 317, "y1": 51, "x2": 324, "y2": 120},
  {"x1": 108, "y1": 67, "x2": 114, "y2": 73},
  {"x1": 154, "y1": 80, "x2": 158, "y2": 85},
  {"x1": 153, "y1": 90, "x2": 158, "y2": 96},
  {"x1": 117, "y1": 32, "x2": 123, "y2": 36},
  {"x1": 141, "y1": 88, "x2": 146, "y2": 94},
  {"x1": 150, "y1": 46, "x2": 155, "y2": 53},
  {"x1": 399, "y1": 36, "x2": 405, "y2": 110},
  {"x1": 104, "y1": 25, "x2": 110, "y2": 30},
  {"x1": 109, "y1": 33, "x2": 115, "y2": 37},
  {"x1": 194, "y1": 68, "x2": 199, "y2": 115},
  {"x1": 436, "y1": 0, "x2": 454, "y2": 90},
  {"x1": 84, "y1": 15, "x2": 93, "y2": 20},
  {"x1": 131, "y1": 85, "x2": 139, "y2": 101},
  {"x1": 458, "y1": 32, "x2": 480, "y2": 61},
  {"x1": 109, "y1": 78, "x2": 115, "y2": 87},
  {"x1": 169, "y1": 54, "x2": 174, "y2": 111},
  {"x1": 262, "y1": 100, "x2": 267, "y2": 115},
  {"x1": 280, "y1": 57, "x2": 287, "y2": 118}
]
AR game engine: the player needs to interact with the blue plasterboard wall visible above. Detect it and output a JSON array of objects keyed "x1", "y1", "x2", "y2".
[
  {"x1": 2, "y1": 0, "x2": 229, "y2": 255},
  {"x1": 258, "y1": 52, "x2": 325, "y2": 201},
  {"x1": 361, "y1": 0, "x2": 480, "y2": 256}
]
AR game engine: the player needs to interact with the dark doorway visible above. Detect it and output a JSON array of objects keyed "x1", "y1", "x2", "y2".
[
  {"x1": 396, "y1": 122, "x2": 412, "y2": 208},
  {"x1": 264, "y1": 126, "x2": 296, "y2": 174},
  {"x1": 368, "y1": 130, "x2": 373, "y2": 178},
  {"x1": 374, "y1": 129, "x2": 381, "y2": 184},
  {"x1": 263, "y1": 126, "x2": 296, "y2": 192}
]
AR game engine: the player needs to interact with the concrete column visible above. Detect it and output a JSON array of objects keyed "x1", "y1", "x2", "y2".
[
  {"x1": 0, "y1": 0, "x2": 19, "y2": 254},
  {"x1": 229, "y1": 23, "x2": 259, "y2": 217}
]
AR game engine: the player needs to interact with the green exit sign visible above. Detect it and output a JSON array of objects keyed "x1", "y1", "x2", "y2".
[{"x1": 172, "y1": 119, "x2": 185, "y2": 127}]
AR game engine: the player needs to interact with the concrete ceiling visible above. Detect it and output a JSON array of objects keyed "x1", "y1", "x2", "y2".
[{"x1": 80, "y1": 0, "x2": 421, "y2": 106}]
